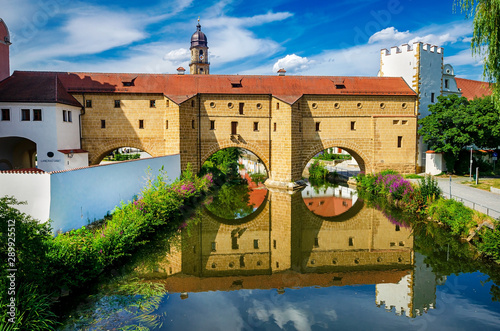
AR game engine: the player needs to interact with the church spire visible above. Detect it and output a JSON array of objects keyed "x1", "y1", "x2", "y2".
[{"x1": 190, "y1": 18, "x2": 209, "y2": 74}]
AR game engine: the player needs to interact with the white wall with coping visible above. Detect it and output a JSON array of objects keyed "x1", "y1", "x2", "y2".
[
  {"x1": 0, "y1": 154, "x2": 181, "y2": 234},
  {"x1": 0, "y1": 172, "x2": 51, "y2": 222}
]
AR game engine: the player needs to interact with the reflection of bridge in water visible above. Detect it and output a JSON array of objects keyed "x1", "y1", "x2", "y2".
[{"x1": 138, "y1": 190, "x2": 441, "y2": 318}]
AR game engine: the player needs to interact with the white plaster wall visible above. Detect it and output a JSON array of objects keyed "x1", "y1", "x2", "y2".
[
  {"x1": 55, "y1": 104, "x2": 82, "y2": 150},
  {"x1": 376, "y1": 274, "x2": 412, "y2": 317},
  {"x1": 425, "y1": 153, "x2": 446, "y2": 175},
  {"x1": 65, "y1": 152, "x2": 89, "y2": 169},
  {"x1": 379, "y1": 44, "x2": 417, "y2": 91},
  {"x1": 49, "y1": 154, "x2": 181, "y2": 233},
  {"x1": 0, "y1": 173, "x2": 51, "y2": 222}
]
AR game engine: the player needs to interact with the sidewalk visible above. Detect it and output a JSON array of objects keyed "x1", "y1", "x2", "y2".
[{"x1": 433, "y1": 177, "x2": 500, "y2": 219}]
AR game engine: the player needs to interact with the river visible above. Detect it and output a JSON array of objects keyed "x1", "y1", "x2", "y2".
[{"x1": 58, "y1": 178, "x2": 500, "y2": 330}]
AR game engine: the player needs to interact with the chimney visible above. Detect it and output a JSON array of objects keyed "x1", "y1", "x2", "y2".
[
  {"x1": 177, "y1": 67, "x2": 186, "y2": 75},
  {"x1": 277, "y1": 68, "x2": 286, "y2": 76},
  {"x1": 0, "y1": 18, "x2": 11, "y2": 82}
]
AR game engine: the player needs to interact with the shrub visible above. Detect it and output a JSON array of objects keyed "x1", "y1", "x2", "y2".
[
  {"x1": 308, "y1": 160, "x2": 329, "y2": 180},
  {"x1": 477, "y1": 226, "x2": 500, "y2": 262},
  {"x1": 428, "y1": 199, "x2": 474, "y2": 237},
  {"x1": 419, "y1": 175, "x2": 442, "y2": 200}
]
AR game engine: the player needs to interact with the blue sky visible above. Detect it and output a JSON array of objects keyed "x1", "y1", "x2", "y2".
[{"x1": 2, "y1": 0, "x2": 485, "y2": 79}]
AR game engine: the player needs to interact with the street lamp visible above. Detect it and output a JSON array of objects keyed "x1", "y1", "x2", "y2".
[{"x1": 469, "y1": 146, "x2": 473, "y2": 181}]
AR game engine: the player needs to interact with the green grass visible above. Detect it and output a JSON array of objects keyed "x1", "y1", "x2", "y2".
[{"x1": 404, "y1": 174, "x2": 424, "y2": 179}]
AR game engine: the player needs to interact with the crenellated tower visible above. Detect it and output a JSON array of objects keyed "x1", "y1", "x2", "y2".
[
  {"x1": 189, "y1": 19, "x2": 210, "y2": 75},
  {"x1": 0, "y1": 18, "x2": 11, "y2": 82}
]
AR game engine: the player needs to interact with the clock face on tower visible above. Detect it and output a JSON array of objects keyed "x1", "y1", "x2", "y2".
[{"x1": 199, "y1": 54, "x2": 204, "y2": 61}]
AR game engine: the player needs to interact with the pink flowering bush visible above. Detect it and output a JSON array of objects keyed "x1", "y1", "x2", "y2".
[{"x1": 375, "y1": 173, "x2": 414, "y2": 201}]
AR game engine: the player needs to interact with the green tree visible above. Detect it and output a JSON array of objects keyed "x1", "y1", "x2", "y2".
[
  {"x1": 205, "y1": 182, "x2": 255, "y2": 219},
  {"x1": 200, "y1": 148, "x2": 242, "y2": 184},
  {"x1": 419, "y1": 95, "x2": 472, "y2": 171},
  {"x1": 454, "y1": 0, "x2": 498, "y2": 106}
]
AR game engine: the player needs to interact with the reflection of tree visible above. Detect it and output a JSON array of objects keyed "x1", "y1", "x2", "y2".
[
  {"x1": 201, "y1": 148, "x2": 242, "y2": 184},
  {"x1": 309, "y1": 177, "x2": 339, "y2": 195},
  {"x1": 205, "y1": 182, "x2": 255, "y2": 219}
]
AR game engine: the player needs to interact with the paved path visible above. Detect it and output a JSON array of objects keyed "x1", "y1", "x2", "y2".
[{"x1": 433, "y1": 177, "x2": 500, "y2": 219}]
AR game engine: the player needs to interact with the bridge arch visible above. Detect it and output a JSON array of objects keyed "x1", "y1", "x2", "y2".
[
  {"x1": 302, "y1": 139, "x2": 372, "y2": 174},
  {"x1": 88, "y1": 139, "x2": 157, "y2": 165},
  {"x1": 200, "y1": 140, "x2": 270, "y2": 173}
]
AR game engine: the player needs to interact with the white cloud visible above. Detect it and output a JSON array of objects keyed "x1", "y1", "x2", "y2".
[
  {"x1": 445, "y1": 48, "x2": 483, "y2": 66},
  {"x1": 272, "y1": 54, "x2": 314, "y2": 73},
  {"x1": 208, "y1": 11, "x2": 294, "y2": 28},
  {"x1": 163, "y1": 48, "x2": 190, "y2": 62},
  {"x1": 368, "y1": 27, "x2": 410, "y2": 44},
  {"x1": 248, "y1": 300, "x2": 312, "y2": 331}
]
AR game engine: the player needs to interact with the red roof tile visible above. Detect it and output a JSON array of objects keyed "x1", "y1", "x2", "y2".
[
  {"x1": 3, "y1": 71, "x2": 416, "y2": 106},
  {"x1": 0, "y1": 71, "x2": 82, "y2": 107},
  {"x1": 456, "y1": 78, "x2": 493, "y2": 100}
]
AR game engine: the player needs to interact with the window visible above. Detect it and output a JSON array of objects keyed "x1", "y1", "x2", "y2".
[
  {"x1": 240, "y1": 256, "x2": 245, "y2": 267},
  {"x1": 1, "y1": 109, "x2": 10, "y2": 121},
  {"x1": 351, "y1": 121, "x2": 356, "y2": 131},
  {"x1": 253, "y1": 122, "x2": 259, "y2": 131},
  {"x1": 402, "y1": 120, "x2": 408, "y2": 125},
  {"x1": 68, "y1": 111, "x2": 72, "y2": 123},
  {"x1": 315, "y1": 122, "x2": 320, "y2": 132},
  {"x1": 273, "y1": 240, "x2": 277, "y2": 249},
  {"x1": 393, "y1": 120, "x2": 399, "y2": 125},
  {"x1": 431, "y1": 93, "x2": 435, "y2": 103},
  {"x1": 239, "y1": 103, "x2": 244, "y2": 115},
  {"x1": 349, "y1": 237, "x2": 354, "y2": 246},
  {"x1": 276, "y1": 102, "x2": 280, "y2": 110},
  {"x1": 33, "y1": 109, "x2": 42, "y2": 121},
  {"x1": 254, "y1": 239, "x2": 259, "y2": 249},
  {"x1": 85, "y1": 99, "x2": 92, "y2": 108},
  {"x1": 166, "y1": 120, "x2": 168, "y2": 129},
  {"x1": 395, "y1": 225, "x2": 400, "y2": 232},
  {"x1": 232, "y1": 236, "x2": 239, "y2": 249},
  {"x1": 273, "y1": 122, "x2": 277, "y2": 132},
  {"x1": 166, "y1": 100, "x2": 169, "y2": 107},
  {"x1": 231, "y1": 121, "x2": 238, "y2": 135},
  {"x1": 397, "y1": 136, "x2": 403, "y2": 148},
  {"x1": 150, "y1": 100, "x2": 156, "y2": 108},
  {"x1": 211, "y1": 242, "x2": 217, "y2": 252},
  {"x1": 314, "y1": 237, "x2": 319, "y2": 248},
  {"x1": 299, "y1": 122, "x2": 302, "y2": 132},
  {"x1": 21, "y1": 109, "x2": 30, "y2": 121},
  {"x1": 139, "y1": 119, "x2": 144, "y2": 129},
  {"x1": 63, "y1": 110, "x2": 67, "y2": 122},
  {"x1": 101, "y1": 120, "x2": 106, "y2": 128},
  {"x1": 191, "y1": 100, "x2": 195, "y2": 107},
  {"x1": 192, "y1": 120, "x2": 195, "y2": 129},
  {"x1": 114, "y1": 100, "x2": 120, "y2": 108},
  {"x1": 210, "y1": 120, "x2": 215, "y2": 130},
  {"x1": 445, "y1": 79, "x2": 449, "y2": 89}
]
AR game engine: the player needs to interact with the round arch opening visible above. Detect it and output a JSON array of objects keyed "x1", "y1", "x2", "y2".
[
  {"x1": 98, "y1": 146, "x2": 152, "y2": 164},
  {"x1": 0, "y1": 137, "x2": 37, "y2": 170}
]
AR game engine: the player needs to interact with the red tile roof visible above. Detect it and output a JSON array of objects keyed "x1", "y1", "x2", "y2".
[
  {"x1": 2, "y1": 71, "x2": 416, "y2": 106},
  {"x1": 0, "y1": 72, "x2": 82, "y2": 107},
  {"x1": 456, "y1": 78, "x2": 493, "y2": 100}
]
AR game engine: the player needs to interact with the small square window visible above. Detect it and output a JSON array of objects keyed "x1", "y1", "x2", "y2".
[
  {"x1": 211, "y1": 242, "x2": 217, "y2": 252},
  {"x1": 253, "y1": 122, "x2": 259, "y2": 131},
  {"x1": 349, "y1": 237, "x2": 354, "y2": 246},
  {"x1": 273, "y1": 240, "x2": 277, "y2": 249},
  {"x1": 114, "y1": 100, "x2": 121, "y2": 108},
  {"x1": 166, "y1": 100, "x2": 170, "y2": 107},
  {"x1": 33, "y1": 109, "x2": 42, "y2": 121},
  {"x1": 397, "y1": 136, "x2": 403, "y2": 148},
  {"x1": 68, "y1": 111, "x2": 72, "y2": 123},
  {"x1": 431, "y1": 93, "x2": 435, "y2": 103},
  {"x1": 101, "y1": 120, "x2": 106, "y2": 128},
  {"x1": 191, "y1": 100, "x2": 195, "y2": 107},
  {"x1": 85, "y1": 99, "x2": 92, "y2": 108},
  {"x1": 192, "y1": 120, "x2": 195, "y2": 129},
  {"x1": 63, "y1": 110, "x2": 67, "y2": 122},
  {"x1": 445, "y1": 79, "x2": 449, "y2": 89},
  {"x1": 351, "y1": 121, "x2": 356, "y2": 130},
  {"x1": 239, "y1": 103, "x2": 244, "y2": 115},
  {"x1": 315, "y1": 122, "x2": 320, "y2": 132},
  {"x1": 139, "y1": 119, "x2": 144, "y2": 129},
  {"x1": 276, "y1": 102, "x2": 280, "y2": 110},
  {"x1": 21, "y1": 109, "x2": 30, "y2": 121},
  {"x1": 393, "y1": 120, "x2": 399, "y2": 125},
  {"x1": 231, "y1": 121, "x2": 238, "y2": 135},
  {"x1": 210, "y1": 120, "x2": 215, "y2": 130},
  {"x1": 254, "y1": 239, "x2": 259, "y2": 249},
  {"x1": 150, "y1": 100, "x2": 156, "y2": 108},
  {"x1": 402, "y1": 120, "x2": 408, "y2": 125},
  {"x1": 1, "y1": 109, "x2": 10, "y2": 121}
]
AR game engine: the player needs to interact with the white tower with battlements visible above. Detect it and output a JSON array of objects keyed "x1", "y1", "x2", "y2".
[{"x1": 379, "y1": 42, "x2": 460, "y2": 172}]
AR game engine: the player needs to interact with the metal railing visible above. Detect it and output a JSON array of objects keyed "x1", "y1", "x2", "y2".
[{"x1": 441, "y1": 192, "x2": 500, "y2": 219}]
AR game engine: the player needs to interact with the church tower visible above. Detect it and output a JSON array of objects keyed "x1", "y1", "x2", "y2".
[
  {"x1": 0, "y1": 18, "x2": 11, "y2": 82},
  {"x1": 189, "y1": 19, "x2": 209, "y2": 75}
]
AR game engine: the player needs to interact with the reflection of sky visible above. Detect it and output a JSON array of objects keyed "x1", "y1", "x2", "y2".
[{"x1": 154, "y1": 274, "x2": 500, "y2": 331}]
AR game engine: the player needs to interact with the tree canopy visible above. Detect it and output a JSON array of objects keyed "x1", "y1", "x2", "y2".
[
  {"x1": 454, "y1": 0, "x2": 499, "y2": 106},
  {"x1": 419, "y1": 94, "x2": 500, "y2": 171}
]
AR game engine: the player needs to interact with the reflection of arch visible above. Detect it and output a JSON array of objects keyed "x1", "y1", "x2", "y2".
[
  {"x1": 300, "y1": 197, "x2": 365, "y2": 223},
  {"x1": 201, "y1": 140, "x2": 269, "y2": 173},
  {"x1": 203, "y1": 191, "x2": 269, "y2": 226},
  {"x1": 303, "y1": 139, "x2": 371, "y2": 174},
  {"x1": 89, "y1": 140, "x2": 155, "y2": 164}
]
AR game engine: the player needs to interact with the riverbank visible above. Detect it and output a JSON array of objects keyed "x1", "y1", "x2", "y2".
[
  {"x1": 0, "y1": 168, "x2": 213, "y2": 330},
  {"x1": 356, "y1": 171, "x2": 500, "y2": 264}
]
